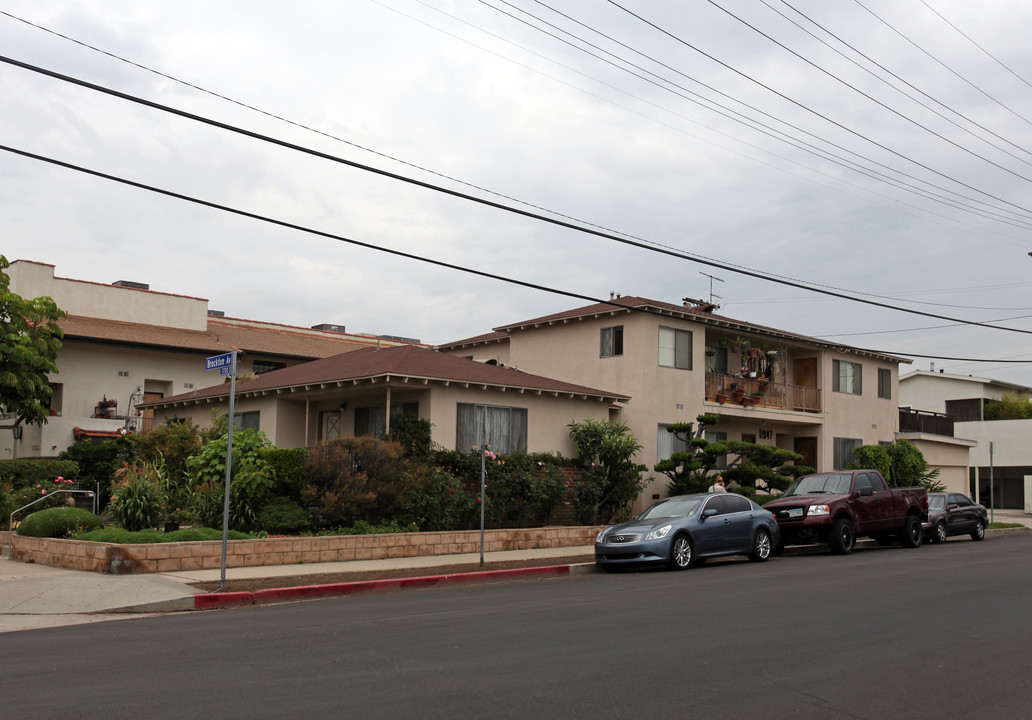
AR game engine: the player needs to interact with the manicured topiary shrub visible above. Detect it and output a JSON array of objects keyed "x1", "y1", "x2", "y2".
[
  {"x1": 16, "y1": 507, "x2": 102, "y2": 538},
  {"x1": 74, "y1": 527, "x2": 255, "y2": 544}
]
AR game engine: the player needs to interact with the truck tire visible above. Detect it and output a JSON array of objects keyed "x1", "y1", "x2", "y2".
[
  {"x1": 828, "y1": 518, "x2": 855, "y2": 555},
  {"x1": 900, "y1": 514, "x2": 923, "y2": 548}
]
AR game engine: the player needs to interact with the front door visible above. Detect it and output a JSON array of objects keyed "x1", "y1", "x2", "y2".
[{"x1": 794, "y1": 437, "x2": 817, "y2": 470}]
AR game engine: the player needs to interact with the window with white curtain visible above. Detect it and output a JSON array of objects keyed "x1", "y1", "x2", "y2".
[
  {"x1": 600, "y1": 326, "x2": 624, "y2": 358},
  {"x1": 833, "y1": 437, "x2": 862, "y2": 469},
  {"x1": 456, "y1": 403, "x2": 528, "y2": 454},
  {"x1": 659, "y1": 326, "x2": 692, "y2": 370},
  {"x1": 833, "y1": 359, "x2": 862, "y2": 395}
]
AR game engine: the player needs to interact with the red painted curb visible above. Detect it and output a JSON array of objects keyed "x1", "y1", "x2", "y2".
[{"x1": 193, "y1": 564, "x2": 573, "y2": 609}]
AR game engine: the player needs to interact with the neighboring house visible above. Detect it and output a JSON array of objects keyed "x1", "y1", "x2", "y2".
[
  {"x1": 900, "y1": 370, "x2": 1032, "y2": 510},
  {"x1": 438, "y1": 296, "x2": 909, "y2": 510},
  {"x1": 2, "y1": 259, "x2": 414, "y2": 459},
  {"x1": 141, "y1": 345, "x2": 629, "y2": 457}
]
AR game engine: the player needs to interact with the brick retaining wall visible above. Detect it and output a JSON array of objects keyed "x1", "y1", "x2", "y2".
[{"x1": 7, "y1": 526, "x2": 601, "y2": 575}]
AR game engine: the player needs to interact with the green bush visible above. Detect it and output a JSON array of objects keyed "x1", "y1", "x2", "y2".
[
  {"x1": 17, "y1": 507, "x2": 102, "y2": 538},
  {"x1": 401, "y1": 466, "x2": 478, "y2": 531},
  {"x1": 73, "y1": 526, "x2": 255, "y2": 544},
  {"x1": 108, "y1": 463, "x2": 163, "y2": 531},
  {"x1": 0, "y1": 459, "x2": 80, "y2": 490},
  {"x1": 302, "y1": 437, "x2": 413, "y2": 528},
  {"x1": 259, "y1": 447, "x2": 307, "y2": 497},
  {"x1": 258, "y1": 496, "x2": 311, "y2": 534}
]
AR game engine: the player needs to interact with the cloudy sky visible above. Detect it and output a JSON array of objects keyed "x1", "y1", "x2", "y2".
[{"x1": 3, "y1": 1, "x2": 1031, "y2": 384}]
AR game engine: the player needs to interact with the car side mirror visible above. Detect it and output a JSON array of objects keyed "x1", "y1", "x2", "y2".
[
  {"x1": 857, "y1": 486, "x2": 874, "y2": 497},
  {"x1": 702, "y1": 508, "x2": 718, "y2": 520}
]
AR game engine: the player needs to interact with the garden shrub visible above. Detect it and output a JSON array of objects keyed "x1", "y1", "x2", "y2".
[
  {"x1": 259, "y1": 447, "x2": 307, "y2": 497},
  {"x1": 258, "y1": 496, "x2": 311, "y2": 534},
  {"x1": 0, "y1": 458, "x2": 80, "y2": 490},
  {"x1": 302, "y1": 437, "x2": 413, "y2": 528},
  {"x1": 74, "y1": 526, "x2": 255, "y2": 544},
  {"x1": 384, "y1": 415, "x2": 434, "y2": 462},
  {"x1": 130, "y1": 420, "x2": 204, "y2": 482},
  {"x1": 17, "y1": 507, "x2": 102, "y2": 538},
  {"x1": 401, "y1": 466, "x2": 478, "y2": 532},
  {"x1": 108, "y1": 462, "x2": 163, "y2": 531}
]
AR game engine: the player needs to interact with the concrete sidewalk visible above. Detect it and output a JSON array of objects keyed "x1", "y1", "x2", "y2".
[{"x1": 0, "y1": 545, "x2": 595, "y2": 633}]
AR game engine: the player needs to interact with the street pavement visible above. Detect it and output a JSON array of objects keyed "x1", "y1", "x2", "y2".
[{"x1": 2, "y1": 510, "x2": 1029, "y2": 633}]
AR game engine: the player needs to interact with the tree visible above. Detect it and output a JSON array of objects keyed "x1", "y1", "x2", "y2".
[
  {"x1": 655, "y1": 413, "x2": 809, "y2": 495},
  {"x1": 0, "y1": 256, "x2": 64, "y2": 425},
  {"x1": 567, "y1": 419, "x2": 647, "y2": 525},
  {"x1": 850, "y1": 440, "x2": 943, "y2": 492}
]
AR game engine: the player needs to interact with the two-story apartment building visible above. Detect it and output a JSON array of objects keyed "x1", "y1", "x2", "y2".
[
  {"x1": 439, "y1": 296, "x2": 908, "y2": 508},
  {"x1": 900, "y1": 370, "x2": 1032, "y2": 510},
  {"x1": 2, "y1": 259, "x2": 413, "y2": 459}
]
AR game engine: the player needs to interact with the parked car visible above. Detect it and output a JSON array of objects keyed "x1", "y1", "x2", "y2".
[
  {"x1": 595, "y1": 493, "x2": 780, "y2": 571},
  {"x1": 923, "y1": 492, "x2": 988, "y2": 544},
  {"x1": 764, "y1": 470, "x2": 927, "y2": 555}
]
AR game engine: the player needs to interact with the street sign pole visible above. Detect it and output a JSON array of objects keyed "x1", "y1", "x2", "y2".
[{"x1": 219, "y1": 349, "x2": 238, "y2": 590}]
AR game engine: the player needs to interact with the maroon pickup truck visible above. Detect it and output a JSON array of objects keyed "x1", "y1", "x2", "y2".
[{"x1": 765, "y1": 470, "x2": 928, "y2": 555}]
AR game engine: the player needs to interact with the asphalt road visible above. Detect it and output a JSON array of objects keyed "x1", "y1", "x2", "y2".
[{"x1": 3, "y1": 535, "x2": 1030, "y2": 719}]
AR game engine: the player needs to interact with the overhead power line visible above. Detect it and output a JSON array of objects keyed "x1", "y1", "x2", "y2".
[
  {"x1": 2, "y1": 140, "x2": 1028, "y2": 366},
  {"x1": 3, "y1": 53, "x2": 1032, "y2": 340}
]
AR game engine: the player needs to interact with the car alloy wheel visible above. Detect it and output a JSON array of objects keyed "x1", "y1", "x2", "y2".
[
  {"x1": 749, "y1": 528, "x2": 771, "y2": 562},
  {"x1": 972, "y1": 520, "x2": 986, "y2": 541},
  {"x1": 933, "y1": 521, "x2": 947, "y2": 545},
  {"x1": 669, "y1": 535, "x2": 693, "y2": 570}
]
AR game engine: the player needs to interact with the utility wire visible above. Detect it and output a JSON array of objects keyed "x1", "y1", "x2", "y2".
[
  {"x1": 608, "y1": 0, "x2": 1032, "y2": 219},
  {"x1": 3, "y1": 140, "x2": 1028, "y2": 365},
  {"x1": 504, "y1": 0, "x2": 1032, "y2": 227},
  {"x1": 3, "y1": 53, "x2": 1031, "y2": 338},
  {"x1": 705, "y1": 0, "x2": 1032, "y2": 184},
  {"x1": 772, "y1": 0, "x2": 1032, "y2": 165},
  {"x1": 860, "y1": 0, "x2": 1032, "y2": 127}
]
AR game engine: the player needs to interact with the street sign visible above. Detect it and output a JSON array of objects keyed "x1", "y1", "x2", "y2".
[{"x1": 206, "y1": 352, "x2": 233, "y2": 371}]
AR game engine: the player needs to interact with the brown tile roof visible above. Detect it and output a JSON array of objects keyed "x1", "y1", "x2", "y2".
[
  {"x1": 435, "y1": 330, "x2": 509, "y2": 351},
  {"x1": 59, "y1": 315, "x2": 410, "y2": 360},
  {"x1": 145, "y1": 345, "x2": 630, "y2": 408},
  {"x1": 483, "y1": 296, "x2": 908, "y2": 363}
]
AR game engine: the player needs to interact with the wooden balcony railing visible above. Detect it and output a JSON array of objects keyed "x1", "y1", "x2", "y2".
[{"x1": 705, "y1": 373, "x2": 821, "y2": 413}]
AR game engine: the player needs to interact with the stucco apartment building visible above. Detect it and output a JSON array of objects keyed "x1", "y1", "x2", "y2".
[
  {"x1": 900, "y1": 370, "x2": 1032, "y2": 510},
  {"x1": 1, "y1": 259, "x2": 413, "y2": 460},
  {"x1": 439, "y1": 296, "x2": 908, "y2": 508}
]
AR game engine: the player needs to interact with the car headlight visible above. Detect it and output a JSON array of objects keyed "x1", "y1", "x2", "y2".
[
  {"x1": 808, "y1": 505, "x2": 830, "y2": 517},
  {"x1": 645, "y1": 524, "x2": 672, "y2": 541},
  {"x1": 596, "y1": 529, "x2": 607, "y2": 542}
]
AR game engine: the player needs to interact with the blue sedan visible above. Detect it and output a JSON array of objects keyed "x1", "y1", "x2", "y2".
[{"x1": 595, "y1": 493, "x2": 780, "y2": 570}]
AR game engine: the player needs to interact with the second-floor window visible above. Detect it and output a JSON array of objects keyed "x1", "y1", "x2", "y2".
[
  {"x1": 600, "y1": 326, "x2": 623, "y2": 358},
  {"x1": 833, "y1": 359, "x2": 862, "y2": 395},
  {"x1": 878, "y1": 368, "x2": 891, "y2": 399},
  {"x1": 659, "y1": 327, "x2": 692, "y2": 370}
]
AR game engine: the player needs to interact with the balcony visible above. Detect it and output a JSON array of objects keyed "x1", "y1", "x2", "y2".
[
  {"x1": 706, "y1": 372, "x2": 821, "y2": 413},
  {"x1": 898, "y1": 407, "x2": 954, "y2": 437}
]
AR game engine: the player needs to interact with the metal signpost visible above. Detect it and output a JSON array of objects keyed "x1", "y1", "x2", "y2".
[{"x1": 206, "y1": 350, "x2": 237, "y2": 589}]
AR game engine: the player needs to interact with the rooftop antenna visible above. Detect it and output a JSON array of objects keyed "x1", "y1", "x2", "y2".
[{"x1": 699, "y1": 272, "x2": 724, "y2": 307}]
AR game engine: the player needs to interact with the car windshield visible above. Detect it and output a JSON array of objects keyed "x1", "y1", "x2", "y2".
[
  {"x1": 783, "y1": 473, "x2": 852, "y2": 496},
  {"x1": 638, "y1": 497, "x2": 702, "y2": 520},
  {"x1": 929, "y1": 495, "x2": 946, "y2": 510}
]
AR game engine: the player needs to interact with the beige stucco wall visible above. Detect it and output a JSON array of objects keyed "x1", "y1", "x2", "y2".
[
  {"x1": 152, "y1": 382, "x2": 614, "y2": 457},
  {"x1": 820, "y1": 351, "x2": 900, "y2": 469},
  {"x1": 7, "y1": 259, "x2": 208, "y2": 330}
]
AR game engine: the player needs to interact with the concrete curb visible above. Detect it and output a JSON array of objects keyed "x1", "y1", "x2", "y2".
[{"x1": 112, "y1": 562, "x2": 597, "y2": 613}]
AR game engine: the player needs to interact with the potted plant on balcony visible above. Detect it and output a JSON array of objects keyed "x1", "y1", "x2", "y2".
[{"x1": 716, "y1": 391, "x2": 728, "y2": 404}]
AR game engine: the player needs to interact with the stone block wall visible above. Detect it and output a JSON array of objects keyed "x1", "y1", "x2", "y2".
[{"x1": 9, "y1": 526, "x2": 601, "y2": 574}]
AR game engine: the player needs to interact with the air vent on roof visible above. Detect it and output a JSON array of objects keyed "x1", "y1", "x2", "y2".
[
  {"x1": 312, "y1": 323, "x2": 347, "y2": 334},
  {"x1": 208, "y1": 310, "x2": 225, "y2": 317},
  {"x1": 112, "y1": 280, "x2": 149, "y2": 290}
]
